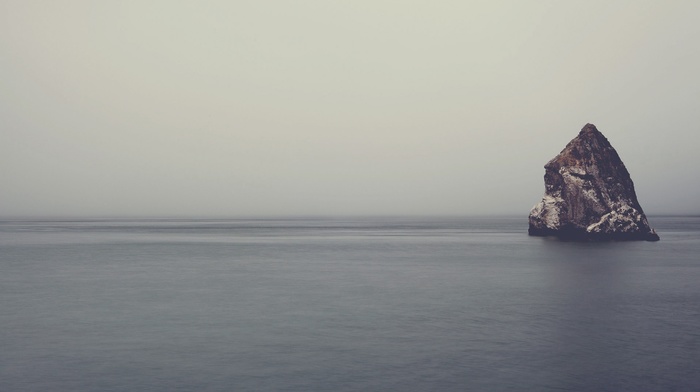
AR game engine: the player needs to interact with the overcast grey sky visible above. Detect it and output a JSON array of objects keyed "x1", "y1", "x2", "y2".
[{"x1": 2, "y1": 1, "x2": 699, "y2": 217}]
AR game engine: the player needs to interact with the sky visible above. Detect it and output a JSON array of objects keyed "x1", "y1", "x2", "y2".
[{"x1": 2, "y1": 1, "x2": 699, "y2": 217}]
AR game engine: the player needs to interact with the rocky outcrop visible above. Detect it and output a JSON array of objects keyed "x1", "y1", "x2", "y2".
[{"x1": 529, "y1": 123, "x2": 659, "y2": 241}]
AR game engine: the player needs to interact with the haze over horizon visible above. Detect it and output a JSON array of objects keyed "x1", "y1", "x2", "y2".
[{"x1": 2, "y1": 1, "x2": 699, "y2": 218}]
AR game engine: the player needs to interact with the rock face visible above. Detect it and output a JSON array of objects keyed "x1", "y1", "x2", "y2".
[{"x1": 529, "y1": 124, "x2": 659, "y2": 241}]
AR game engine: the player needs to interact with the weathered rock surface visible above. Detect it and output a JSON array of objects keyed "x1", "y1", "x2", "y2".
[{"x1": 529, "y1": 123, "x2": 659, "y2": 241}]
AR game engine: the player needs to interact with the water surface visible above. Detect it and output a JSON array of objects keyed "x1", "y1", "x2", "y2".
[{"x1": 1, "y1": 216, "x2": 698, "y2": 391}]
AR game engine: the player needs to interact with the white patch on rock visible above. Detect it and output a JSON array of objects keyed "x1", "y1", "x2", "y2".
[
  {"x1": 586, "y1": 205, "x2": 644, "y2": 234},
  {"x1": 530, "y1": 194, "x2": 563, "y2": 229},
  {"x1": 582, "y1": 188, "x2": 599, "y2": 203}
]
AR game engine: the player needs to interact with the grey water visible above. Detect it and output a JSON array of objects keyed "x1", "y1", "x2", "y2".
[{"x1": 1, "y1": 216, "x2": 699, "y2": 392}]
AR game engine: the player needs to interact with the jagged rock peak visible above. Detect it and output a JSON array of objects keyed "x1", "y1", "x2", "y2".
[{"x1": 528, "y1": 123, "x2": 659, "y2": 241}]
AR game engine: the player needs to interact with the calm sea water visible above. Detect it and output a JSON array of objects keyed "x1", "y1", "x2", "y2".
[{"x1": 1, "y1": 216, "x2": 699, "y2": 392}]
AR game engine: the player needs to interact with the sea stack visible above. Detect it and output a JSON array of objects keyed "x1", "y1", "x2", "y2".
[{"x1": 529, "y1": 123, "x2": 659, "y2": 241}]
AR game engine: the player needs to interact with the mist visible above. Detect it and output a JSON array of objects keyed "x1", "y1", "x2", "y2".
[{"x1": 2, "y1": 1, "x2": 699, "y2": 217}]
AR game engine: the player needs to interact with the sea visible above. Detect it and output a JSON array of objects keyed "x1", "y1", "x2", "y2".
[{"x1": 1, "y1": 216, "x2": 698, "y2": 392}]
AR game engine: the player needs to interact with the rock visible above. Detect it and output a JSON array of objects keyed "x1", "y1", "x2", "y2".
[{"x1": 528, "y1": 123, "x2": 659, "y2": 241}]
